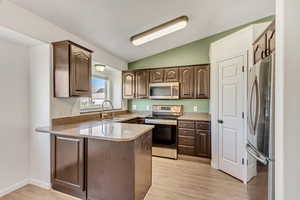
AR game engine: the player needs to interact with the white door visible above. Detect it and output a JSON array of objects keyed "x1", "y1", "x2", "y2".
[{"x1": 218, "y1": 55, "x2": 245, "y2": 180}]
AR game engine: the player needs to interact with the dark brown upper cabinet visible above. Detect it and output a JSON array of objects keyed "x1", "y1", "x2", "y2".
[
  {"x1": 195, "y1": 65, "x2": 210, "y2": 99},
  {"x1": 135, "y1": 70, "x2": 149, "y2": 98},
  {"x1": 149, "y1": 69, "x2": 164, "y2": 83},
  {"x1": 122, "y1": 71, "x2": 136, "y2": 99},
  {"x1": 164, "y1": 67, "x2": 179, "y2": 82},
  {"x1": 53, "y1": 40, "x2": 93, "y2": 98},
  {"x1": 253, "y1": 21, "x2": 275, "y2": 65},
  {"x1": 51, "y1": 135, "x2": 86, "y2": 199},
  {"x1": 180, "y1": 67, "x2": 194, "y2": 98}
]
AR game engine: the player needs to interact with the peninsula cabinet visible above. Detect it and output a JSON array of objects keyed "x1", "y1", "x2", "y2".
[
  {"x1": 51, "y1": 136, "x2": 86, "y2": 199},
  {"x1": 51, "y1": 131, "x2": 152, "y2": 200},
  {"x1": 180, "y1": 67, "x2": 194, "y2": 98},
  {"x1": 53, "y1": 40, "x2": 93, "y2": 98}
]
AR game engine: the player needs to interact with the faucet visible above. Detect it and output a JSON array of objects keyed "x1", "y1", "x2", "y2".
[
  {"x1": 102, "y1": 100, "x2": 114, "y2": 111},
  {"x1": 101, "y1": 100, "x2": 114, "y2": 120}
]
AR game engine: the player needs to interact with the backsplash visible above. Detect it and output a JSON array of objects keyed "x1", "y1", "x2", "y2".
[{"x1": 128, "y1": 99, "x2": 209, "y2": 113}]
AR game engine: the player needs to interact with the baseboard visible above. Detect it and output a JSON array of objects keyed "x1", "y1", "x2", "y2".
[
  {"x1": 0, "y1": 179, "x2": 29, "y2": 197},
  {"x1": 29, "y1": 179, "x2": 51, "y2": 190}
]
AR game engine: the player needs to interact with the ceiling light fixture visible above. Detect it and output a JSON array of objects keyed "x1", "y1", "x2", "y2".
[
  {"x1": 94, "y1": 64, "x2": 106, "y2": 72},
  {"x1": 131, "y1": 16, "x2": 189, "y2": 46}
]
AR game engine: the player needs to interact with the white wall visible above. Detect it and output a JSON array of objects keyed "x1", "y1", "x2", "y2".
[
  {"x1": 0, "y1": 38, "x2": 30, "y2": 196},
  {"x1": 0, "y1": 0, "x2": 127, "y2": 71},
  {"x1": 29, "y1": 44, "x2": 51, "y2": 188},
  {"x1": 0, "y1": 0, "x2": 128, "y2": 120},
  {"x1": 276, "y1": 0, "x2": 300, "y2": 199}
]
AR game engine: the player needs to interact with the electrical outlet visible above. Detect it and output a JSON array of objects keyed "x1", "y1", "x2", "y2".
[
  {"x1": 193, "y1": 106, "x2": 198, "y2": 112},
  {"x1": 132, "y1": 105, "x2": 137, "y2": 110},
  {"x1": 146, "y1": 105, "x2": 150, "y2": 110}
]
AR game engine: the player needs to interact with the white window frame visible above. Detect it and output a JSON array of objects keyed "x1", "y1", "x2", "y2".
[{"x1": 80, "y1": 75, "x2": 111, "y2": 112}]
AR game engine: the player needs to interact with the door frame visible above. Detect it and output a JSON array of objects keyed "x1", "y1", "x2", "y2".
[{"x1": 210, "y1": 51, "x2": 249, "y2": 183}]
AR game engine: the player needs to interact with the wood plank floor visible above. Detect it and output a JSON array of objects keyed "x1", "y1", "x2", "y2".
[{"x1": 0, "y1": 157, "x2": 249, "y2": 200}]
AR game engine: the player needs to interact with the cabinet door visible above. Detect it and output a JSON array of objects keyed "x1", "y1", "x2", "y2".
[
  {"x1": 195, "y1": 65, "x2": 210, "y2": 99},
  {"x1": 136, "y1": 70, "x2": 149, "y2": 98},
  {"x1": 70, "y1": 45, "x2": 91, "y2": 97},
  {"x1": 253, "y1": 34, "x2": 267, "y2": 65},
  {"x1": 123, "y1": 71, "x2": 136, "y2": 99},
  {"x1": 51, "y1": 135, "x2": 86, "y2": 199},
  {"x1": 195, "y1": 131, "x2": 211, "y2": 158},
  {"x1": 164, "y1": 67, "x2": 179, "y2": 82},
  {"x1": 267, "y1": 26, "x2": 275, "y2": 54},
  {"x1": 180, "y1": 67, "x2": 194, "y2": 98},
  {"x1": 149, "y1": 69, "x2": 164, "y2": 83}
]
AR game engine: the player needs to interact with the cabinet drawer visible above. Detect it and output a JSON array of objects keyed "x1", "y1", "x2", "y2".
[
  {"x1": 196, "y1": 121, "x2": 210, "y2": 130},
  {"x1": 178, "y1": 128, "x2": 195, "y2": 137},
  {"x1": 178, "y1": 136, "x2": 195, "y2": 146},
  {"x1": 178, "y1": 145, "x2": 195, "y2": 156},
  {"x1": 178, "y1": 120, "x2": 195, "y2": 129}
]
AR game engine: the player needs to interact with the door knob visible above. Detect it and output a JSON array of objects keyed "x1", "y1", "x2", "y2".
[{"x1": 218, "y1": 120, "x2": 224, "y2": 124}]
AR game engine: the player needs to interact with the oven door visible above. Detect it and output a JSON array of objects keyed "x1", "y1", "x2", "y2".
[
  {"x1": 152, "y1": 124, "x2": 177, "y2": 148},
  {"x1": 149, "y1": 82, "x2": 179, "y2": 99}
]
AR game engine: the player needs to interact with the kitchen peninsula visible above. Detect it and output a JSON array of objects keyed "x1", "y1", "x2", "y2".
[{"x1": 37, "y1": 120, "x2": 154, "y2": 200}]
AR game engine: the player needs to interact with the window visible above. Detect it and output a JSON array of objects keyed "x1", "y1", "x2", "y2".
[{"x1": 80, "y1": 76, "x2": 109, "y2": 111}]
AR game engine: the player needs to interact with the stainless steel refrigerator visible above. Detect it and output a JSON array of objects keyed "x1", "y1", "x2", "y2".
[{"x1": 246, "y1": 53, "x2": 275, "y2": 200}]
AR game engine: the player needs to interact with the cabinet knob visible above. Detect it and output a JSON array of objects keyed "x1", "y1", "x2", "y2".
[{"x1": 218, "y1": 120, "x2": 224, "y2": 124}]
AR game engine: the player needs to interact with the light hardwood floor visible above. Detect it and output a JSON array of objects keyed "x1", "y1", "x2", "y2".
[{"x1": 0, "y1": 157, "x2": 249, "y2": 200}]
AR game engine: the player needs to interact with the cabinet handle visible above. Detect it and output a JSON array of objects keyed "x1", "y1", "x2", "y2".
[
  {"x1": 217, "y1": 120, "x2": 224, "y2": 124},
  {"x1": 261, "y1": 51, "x2": 265, "y2": 59}
]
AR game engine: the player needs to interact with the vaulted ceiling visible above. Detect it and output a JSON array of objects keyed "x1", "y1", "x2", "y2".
[{"x1": 10, "y1": 0, "x2": 275, "y2": 62}]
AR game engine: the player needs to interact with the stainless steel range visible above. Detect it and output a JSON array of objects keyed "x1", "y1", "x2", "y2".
[{"x1": 145, "y1": 105, "x2": 183, "y2": 159}]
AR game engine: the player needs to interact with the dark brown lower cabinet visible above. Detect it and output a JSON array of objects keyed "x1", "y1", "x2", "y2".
[
  {"x1": 178, "y1": 120, "x2": 211, "y2": 158},
  {"x1": 51, "y1": 135, "x2": 86, "y2": 199},
  {"x1": 51, "y1": 131, "x2": 152, "y2": 200},
  {"x1": 195, "y1": 131, "x2": 211, "y2": 157}
]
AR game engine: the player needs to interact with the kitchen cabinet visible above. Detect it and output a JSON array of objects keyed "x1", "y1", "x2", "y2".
[
  {"x1": 135, "y1": 70, "x2": 149, "y2": 98},
  {"x1": 164, "y1": 67, "x2": 179, "y2": 82},
  {"x1": 122, "y1": 64, "x2": 210, "y2": 100},
  {"x1": 253, "y1": 22, "x2": 275, "y2": 65},
  {"x1": 51, "y1": 130, "x2": 152, "y2": 200},
  {"x1": 149, "y1": 69, "x2": 164, "y2": 83},
  {"x1": 180, "y1": 67, "x2": 194, "y2": 98},
  {"x1": 178, "y1": 120, "x2": 211, "y2": 158},
  {"x1": 53, "y1": 40, "x2": 93, "y2": 98},
  {"x1": 123, "y1": 71, "x2": 136, "y2": 99},
  {"x1": 195, "y1": 65, "x2": 210, "y2": 99},
  {"x1": 51, "y1": 135, "x2": 86, "y2": 199}
]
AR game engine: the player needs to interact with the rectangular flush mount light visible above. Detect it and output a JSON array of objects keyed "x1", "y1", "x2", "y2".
[{"x1": 131, "y1": 16, "x2": 189, "y2": 46}]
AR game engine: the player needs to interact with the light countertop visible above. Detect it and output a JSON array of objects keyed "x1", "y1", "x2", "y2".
[
  {"x1": 178, "y1": 112, "x2": 211, "y2": 121},
  {"x1": 36, "y1": 120, "x2": 154, "y2": 142}
]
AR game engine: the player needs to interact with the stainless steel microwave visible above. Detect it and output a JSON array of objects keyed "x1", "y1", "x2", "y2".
[{"x1": 149, "y1": 82, "x2": 179, "y2": 99}]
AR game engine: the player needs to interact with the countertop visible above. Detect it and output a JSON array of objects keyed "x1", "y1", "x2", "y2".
[
  {"x1": 36, "y1": 120, "x2": 154, "y2": 142},
  {"x1": 110, "y1": 112, "x2": 151, "y2": 122},
  {"x1": 178, "y1": 112, "x2": 211, "y2": 121}
]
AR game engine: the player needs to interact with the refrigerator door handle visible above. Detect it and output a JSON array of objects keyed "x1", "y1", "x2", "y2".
[
  {"x1": 247, "y1": 143, "x2": 268, "y2": 165},
  {"x1": 248, "y1": 76, "x2": 259, "y2": 135}
]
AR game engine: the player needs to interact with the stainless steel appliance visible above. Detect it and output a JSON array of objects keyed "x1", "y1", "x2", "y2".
[
  {"x1": 247, "y1": 53, "x2": 275, "y2": 200},
  {"x1": 149, "y1": 82, "x2": 180, "y2": 99},
  {"x1": 145, "y1": 105, "x2": 183, "y2": 159}
]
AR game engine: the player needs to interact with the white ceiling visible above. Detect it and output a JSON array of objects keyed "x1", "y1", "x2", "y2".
[{"x1": 9, "y1": 0, "x2": 275, "y2": 62}]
